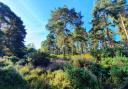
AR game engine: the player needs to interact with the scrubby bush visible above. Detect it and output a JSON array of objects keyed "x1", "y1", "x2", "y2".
[
  {"x1": 8, "y1": 56, "x2": 20, "y2": 63},
  {"x1": 70, "y1": 59, "x2": 81, "y2": 67},
  {"x1": 0, "y1": 60, "x2": 27, "y2": 89},
  {"x1": 30, "y1": 51, "x2": 50, "y2": 67},
  {"x1": 70, "y1": 59, "x2": 110, "y2": 78},
  {"x1": 19, "y1": 65, "x2": 73, "y2": 89},
  {"x1": 17, "y1": 58, "x2": 30, "y2": 66},
  {"x1": 19, "y1": 66, "x2": 50, "y2": 89},
  {"x1": 47, "y1": 70, "x2": 72, "y2": 89},
  {"x1": 70, "y1": 55, "x2": 128, "y2": 89},
  {"x1": 100, "y1": 55, "x2": 128, "y2": 88},
  {"x1": 65, "y1": 64, "x2": 101, "y2": 89},
  {"x1": 1, "y1": 53, "x2": 128, "y2": 89},
  {"x1": 71, "y1": 54, "x2": 93, "y2": 60}
]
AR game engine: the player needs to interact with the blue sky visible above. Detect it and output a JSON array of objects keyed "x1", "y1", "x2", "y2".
[{"x1": 0, "y1": 0, "x2": 93, "y2": 48}]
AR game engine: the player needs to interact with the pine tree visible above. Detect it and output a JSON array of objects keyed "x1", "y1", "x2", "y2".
[{"x1": 0, "y1": 2, "x2": 26, "y2": 57}]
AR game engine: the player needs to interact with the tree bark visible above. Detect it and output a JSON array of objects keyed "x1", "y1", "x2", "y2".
[{"x1": 119, "y1": 14, "x2": 128, "y2": 40}]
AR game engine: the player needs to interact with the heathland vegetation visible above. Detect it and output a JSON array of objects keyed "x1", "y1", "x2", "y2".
[{"x1": 0, "y1": 0, "x2": 128, "y2": 89}]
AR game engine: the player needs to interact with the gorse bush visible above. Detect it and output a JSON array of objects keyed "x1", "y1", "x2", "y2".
[
  {"x1": 100, "y1": 55, "x2": 128, "y2": 88},
  {"x1": 65, "y1": 64, "x2": 101, "y2": 89},
  {"x1": 19, "y1": 66, "x2": 50, "y2": 89},
  {"x1": 0, "y1": 60, "x2": 27, "y2": 89},
  {"x1": 0, "y1": 1, "x2": 128, "y2": 89},
  {"x1": 1, "y1": 55, "x2": 128, "y2": 89},
  {"x1": 19, "y1": 66, "x2": 72, "y2": 89},
  {"x1": 47, "y1": 70, "x2": 72, "y2": 89},
  {"x1": 70, "y1": 59, "x2": 110, "y2": 78}
]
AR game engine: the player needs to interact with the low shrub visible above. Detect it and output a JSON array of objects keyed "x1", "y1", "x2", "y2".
[
  {"x1": 8, "y1": 56, "x2": 20, "y2": 63},
  {"x1": 30, "y1": 52, "x2": 50, "y2": 67},
  {"x1": 100, "y1": 55, "x2": 128, "y2": 88},
  {"x1": 19, "y1": 66, "x2": 49, "y2": 89},
  {"x1": 0, "y1": 60, "x2": 27, "y2": 89},
  {"x1": 19, "y1": 66, "x2": 72, "y2": 89},
  {"x1": 65, "y1": 64, "x2": 101, "y2": 89},
  {"x1": 47, "y1": 70, "x2": 72, "y2": 89}
]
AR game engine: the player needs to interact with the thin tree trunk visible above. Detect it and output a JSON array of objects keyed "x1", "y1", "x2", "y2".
[
  {"x1": 119, "y1": 14, "x2": 128, "y2": 40},
  {"x1": 80, "y1": 42, "x2": 84, "y2": 54}
]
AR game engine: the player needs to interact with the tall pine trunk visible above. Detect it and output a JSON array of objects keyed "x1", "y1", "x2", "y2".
[{"x1": 119, "y1": 14, "x2": 128, "y2": 40}]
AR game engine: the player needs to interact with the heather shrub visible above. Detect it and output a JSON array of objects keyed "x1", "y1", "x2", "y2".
[
  {"x1": 19, "y1": 66, "x2": 50, "y2": 89},
  {"x1": 30, "y1": 51, "x2": 50, "y2": 67},
  {"x1": 100, "y1": 55, "x2": 128, "y2": 88},
  {"x1": 65, "y1": 64, "x2": 101, "y2": 89},
  {"x1": 0, "y1": 60, "x2": 27, "y2": 89}
]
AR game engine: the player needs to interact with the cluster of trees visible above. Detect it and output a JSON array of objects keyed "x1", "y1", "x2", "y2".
[
  {"x1": 41, "y1": 7, "x2": 87, "y2": 55},
  {"x1": 0, "y1": 0, "x2": 128, "y2": 58},
  {"x1": 0, "y1": 1, "x2": 128, "y2": 89},
  {"x1": 41, "y1": 0, "x2": 128, "y2": 57},
  {"x1": 91, "y1": 0, "x2": 128, "y2": 49},
  {"x1": 41, "y1": 7, "x2": 87, "y2": 54},
  {"x1": 0, "y1": 2, "x2": 26, "y2": 58}
]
